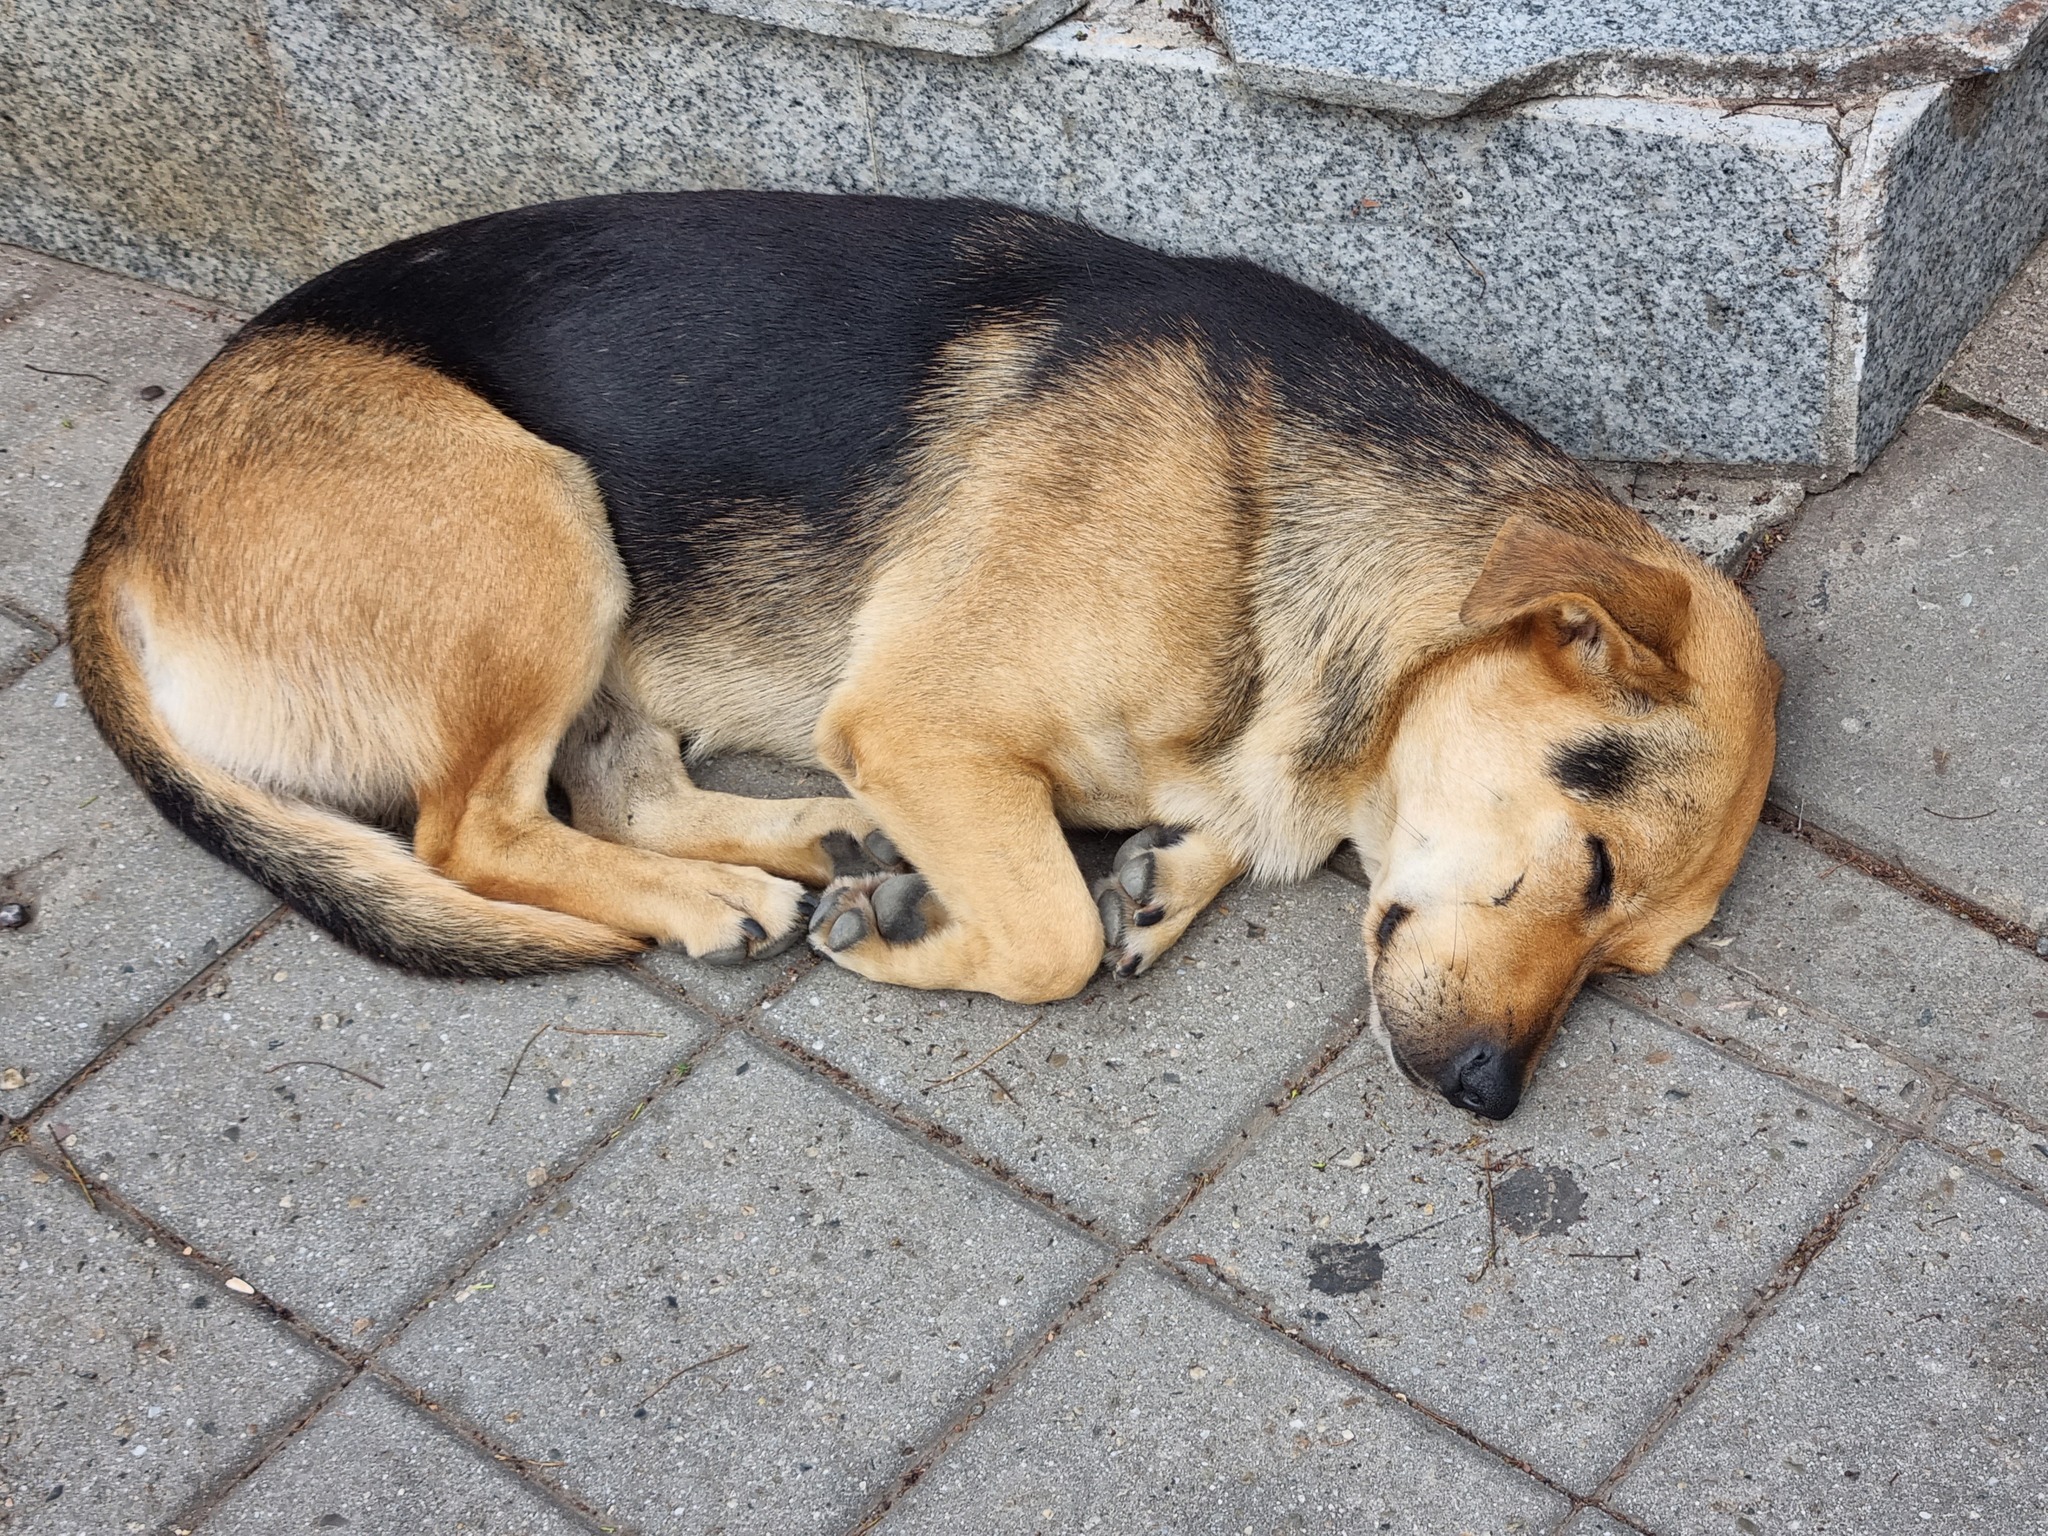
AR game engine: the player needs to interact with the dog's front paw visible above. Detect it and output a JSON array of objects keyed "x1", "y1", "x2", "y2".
[
  {"x1": 809, "y1": 869, "x2": 945, "y2": 958},
  {"x1": 1094, "y1": 824, "x2": 1189, "y2": 978},
  {"x1": 692, "y1": 874, "x2": 817, "y2": 967}
]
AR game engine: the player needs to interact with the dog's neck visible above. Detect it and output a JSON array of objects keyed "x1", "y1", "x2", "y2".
[{"x1": 1203, "y1": 446, "x2": 1649, "y2": 879}]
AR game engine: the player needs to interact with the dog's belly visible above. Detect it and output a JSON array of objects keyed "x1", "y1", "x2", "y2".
[{"x1": 618, "y1": 627, "x2": 840, "y2": 767}]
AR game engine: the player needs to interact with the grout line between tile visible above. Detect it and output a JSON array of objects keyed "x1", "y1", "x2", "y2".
[
  {"x1": 1148, "y1": 1247, "x2": 1609, "y2": 1512},
  {"x1": 354, "y1": 1018, "x2": 738, "y2": 1356},
  {"x1": 1760, "y1": 803, "x2": 2047, "y2": 961},
  {"x1": 349, "y1": 1365, "x2": 627, "y2": 1535},
  {"x1": 734, "y1": 1016, "x2": 1111, "y2": 1241},
  {"x1": 6, "y1": 902, "x2": 290, "y2": 1132},
  {"x1": 839, "y1": 1253, "x2": 1133, "y2": 1535},
  {"x1": 1586, "y1": 1137, "x2": 1906, "y2": 1505},
  {"x1": 0, "y1": 591, "x2": 63, "y2": 645},
  {"x1": 1927, "y1": 382, "x2": 2048, "y2": 453}
]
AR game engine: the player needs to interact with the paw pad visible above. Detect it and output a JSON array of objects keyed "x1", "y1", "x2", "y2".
[{"x1": 810, "y1": 872, "x2": 937, "y2": 954}]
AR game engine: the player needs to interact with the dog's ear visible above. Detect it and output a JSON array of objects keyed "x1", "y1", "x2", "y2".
[{"x1": 1461, "y1": 514, "x2": 1692, "y2": 698}]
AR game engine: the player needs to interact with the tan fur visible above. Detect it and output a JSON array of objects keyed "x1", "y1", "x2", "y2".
[
  {"x1": 70, "y1": 315, "x2": 1778, "y2": 1108},
  {"x1": 69, "y1": 333, "x2": 869, "y2": 973}
]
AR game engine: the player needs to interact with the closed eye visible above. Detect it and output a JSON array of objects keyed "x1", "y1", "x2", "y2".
[
  {"x1": 1586, "y1": 835, "x2": 1615, "y2": 911},
  {"x1": 1375, "y1": 902, "x2": 1412, "y2": 951}
]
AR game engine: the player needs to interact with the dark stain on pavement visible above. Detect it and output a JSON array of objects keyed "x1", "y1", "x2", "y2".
[
  {"x1": 1494, "y1": 1165, "x2": 1587, "y2": 1236},
  {"x1": 1307, "y1": 1240, "x2": 1384, "y2": 1295}
]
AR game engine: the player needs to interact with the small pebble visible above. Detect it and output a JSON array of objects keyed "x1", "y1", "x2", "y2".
[
  {"x1": 0, "y1": 902, "x2": 28, "y2": 930},
  {"x1": 224, "y1": 1277, "x2": 255, "y2": 1295},
  {"x1": 0, "y1": 1067, "x2": 26, "y2": 1091}
]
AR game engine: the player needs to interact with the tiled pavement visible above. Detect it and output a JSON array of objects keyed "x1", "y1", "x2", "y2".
[{"x1": 3, "y1": 236, "x2": 2046, "y2": 1536}]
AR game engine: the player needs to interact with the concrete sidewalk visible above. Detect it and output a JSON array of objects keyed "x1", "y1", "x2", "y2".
[{"x1": 3, "y1": 235, "x2": 2046, "y2": 1536}]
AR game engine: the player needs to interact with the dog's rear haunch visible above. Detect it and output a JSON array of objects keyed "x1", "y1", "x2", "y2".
[{"x1": 68, "y1": 193, "x2": 1779, "y2": 1120}]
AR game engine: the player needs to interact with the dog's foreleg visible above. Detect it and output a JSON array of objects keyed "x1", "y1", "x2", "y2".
[
  {"x1": 1092, "y1": 824, "x2": 1246, "y2": 978},
  {"x1": 803, "y1": 750, "x2": 1104, "y2": 1004}
]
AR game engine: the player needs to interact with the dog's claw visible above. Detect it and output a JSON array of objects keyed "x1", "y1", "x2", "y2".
[
  {"x1": 1098, "y1": 886, "x2": 1128, "y2": 948},
  {"x1": 1118, "y1": 856, "x2": 1152, "y2": 901}
]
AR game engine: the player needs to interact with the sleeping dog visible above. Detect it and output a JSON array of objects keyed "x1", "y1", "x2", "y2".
[{"x1": 68, "y1": 192, "x2": 1779, "y2": 1120}]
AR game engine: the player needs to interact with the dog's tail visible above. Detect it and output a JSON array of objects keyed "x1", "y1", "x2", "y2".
[{"x1": 66, "y1": 530, "x2": 645, "y2": 980}]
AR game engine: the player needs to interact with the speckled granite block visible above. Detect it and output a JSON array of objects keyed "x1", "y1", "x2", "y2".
[
  {"x1": 1208, "y1": 0, "x2": 2041, "y2": 117},
  {"x1": 1, "y1": 0, "x2": 1841, "y2": 467},
  {"x1": 658, "y1": 0, "x2": 1081, "y2": 55},
  {"x1": 1943, "y1": 193, "x2": 2048, "y2": 433},
  {"x1": 1850, "y1": 46, "x2": 2048, "y2": 464},
  {"x1": 0, "y1": 0, "x2": 325, "y2": 306},
  {"x1": 4, "y1": 0, "x2": 2044, "y2": 477}
]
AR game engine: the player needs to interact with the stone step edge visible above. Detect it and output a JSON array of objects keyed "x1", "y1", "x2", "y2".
[{"x1": 663, "y1": 0, "x2": 2046, "y2": 120}]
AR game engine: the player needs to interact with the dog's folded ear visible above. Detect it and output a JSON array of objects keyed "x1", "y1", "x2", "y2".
[{"x1": 1460, "y1": 514, "x2": 1693, "y2": 701}]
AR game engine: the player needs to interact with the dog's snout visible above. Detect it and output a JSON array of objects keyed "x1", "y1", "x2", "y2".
[{"x1": 1436, "y1": 1042, "x2": 1521, "y2": 1120}]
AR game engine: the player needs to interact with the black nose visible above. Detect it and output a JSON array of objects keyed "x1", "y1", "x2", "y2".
[{"x1": 1436, "y1": 1043, "x2": 1521, "y2": 1120}]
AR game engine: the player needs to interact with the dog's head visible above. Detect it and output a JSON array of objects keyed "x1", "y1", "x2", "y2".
[{"x1": 1356, "y1": 513, "x2": 1778, "y2": 1119}]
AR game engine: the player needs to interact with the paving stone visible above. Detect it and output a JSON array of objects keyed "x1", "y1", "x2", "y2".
[
  {"x1": 1611, "y1": 946, "x2": 1937, "y2": 1131},
  {"x1": 1761, "y1": 407, "x2": 2048, "y2": 932},
  {"x1": 636, "y1": 751, "x2": 847, "y2": 1018},
  {"x1": 1933, "y1": 1092, "x2": 2048, "y2": 1197},
  {"x1": 1945, "y1": 236, "x2": 2048, "y2": 435},
  {"x1": 1554, "y1": 1513, "x2": 1636, "y2": 1536},
  {"x1": 1168, "y1": 993, "x2": 1881, "y2": 1491},
  {"x1": 54, "y1": 918, "x2": 709, "y2": 1344},
  {"x1": 0, "y1": 605, "x2": 44, "y2": 680},
  {"x1": 0, "y1": 1153, "x2": 341, "y2": 1534},
  {"x1": 199, "y1": 1375, "x2": 596, "y2": 1535},
  {"x1": 1586, "y1": 463, "x2": 1805, "y2": 569},
  {"x1": 762, "y1": 872, "x2": 1371, "y2": 1241},
  {"x1": 1602, "y1": 823, "x2": 2047, "y2": 1125},
  {"x1": 382, "y1": 1034, "x2": 1104, "y2": 1535},
  {"x1": 1615, "y1": 1145, "x2": 2048, "y2": 1535},
  {"x1": 0, "y1": 244, "x2": 238, "y2": 627},
  {"x1": 0, "y1": 651, "x2": 273, "y2": 1119},
  {"x1": 876, "y1": 1261, "x2": 1569, "y2": 1536}
]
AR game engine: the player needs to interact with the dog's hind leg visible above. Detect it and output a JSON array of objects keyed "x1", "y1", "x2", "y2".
[
  {"x1": 800, "y1": 729, "x2": 1106, "y2": 1005},
  {"x1": 554, "y1": 689, "x2": 888, "y2": 886}
]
